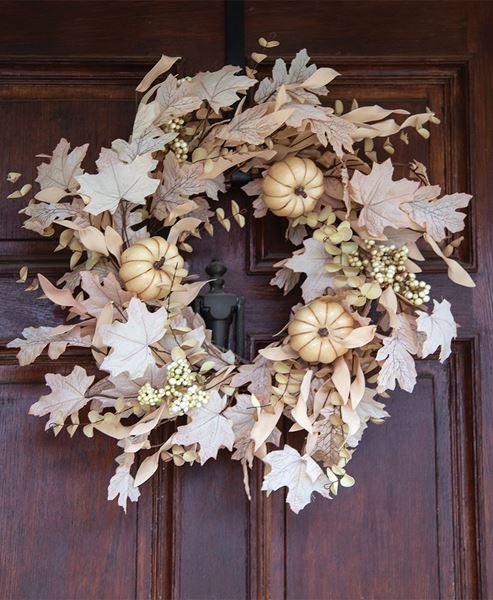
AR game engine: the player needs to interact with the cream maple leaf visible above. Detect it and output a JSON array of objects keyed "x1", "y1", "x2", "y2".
[
  {"x1": 416, "y1": 299, "x2": 457, "y2": 362},
  {"x1": 107, "y1": 452, "x2": 140, "y2": 512},
  {"x1": 376, "y1": 313, "x2": 419, "y2": 393},
  {"x1": 284, "y1": 238, "x2": 335, "y2": 302},
  {"x1": 192, "y1": 65, "x2": 257, "y2": 113},
  {"x1": 350, "y1": 159, "x2": 419, "y2": 236},
  {"x1": 30, "y1": 365, "x2": 94, "y2": 426},
  {"x1": 261, "y1": 445, "x2": 331, "y2": 513},
  {"x1": 150, "y1": 152, "x2": 205, "y2": 221},
  {"x1": 172, "y1": 390, "x2": 235, "y2": 463},
  {"x1": 36, "y1": 138, "x2": 88, "y2": 191},
  {"x1": 100, "y1": 297, "x2": 167, "y2": 379},
  {"x1": 77, "y1": 153, "x2": 159, "y2": 215},
  {"x1": 403, "y1": 185, "x2": 472, "y2": 241}
]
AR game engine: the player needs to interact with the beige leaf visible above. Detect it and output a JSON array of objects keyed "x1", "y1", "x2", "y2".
[
  {"x1": 100, "y1": 297, "x2": 167, "y2": 378},
  {"x1": 107, "y1": 453, "x2": 140, "y2": 512},
  {"x1": 285, "y1": 238, "x2": 335, "y2": 302},
  {"x1": 291, "y1": 370, "x2": 314, "y2": 433},
  {"x1": 136, "y1": 55, "x2": 180, "y2": 92},
  {"x1": 79, "y1": 226, "x2": 109, "y2": 256},
  {"x1": 192, "y1": 65, "x2": 257, "y2": 113},
  {"x1": 173, "y1": 390, "x2": 235, "y2": 463},
  {"x1": 424, "y1": 234, "x2": 475, "y2": 287},
  {"x1": 214, "y1": 105, "x2": 293, "y2": 145},
  {"x1": 36, "y1": 138, "x2": 88, "y2": 192},
  {"x1": 350, "y1": 160, "x2": 419, "y2": 236},
  {"x1": 403, "y1": 187, "x2": 472, "y2": 241},
  {"x1": 30, "y1": 365, "x2": 94, "y2": 426},
  {"x1": 376, "y1": 314, "x2": 418, "y2": 393},
  {"x1": 416, "y1": 299, "x2": 457, "y2": 362},
  {"x1": 332, "y1": 356, "x2": 351, "y2": 404},
  {"x1": 155, "y1": 74, "x2": 202, "y2": 123},
  {"x1": 261, "y1": 445, "x2": 331, "y2": 513},
  {"x1": 78, "y1": 153, "x2": 158, "y2": 215}
]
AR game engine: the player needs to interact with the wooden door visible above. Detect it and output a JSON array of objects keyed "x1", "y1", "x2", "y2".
[{"x1": 1, "y1": 2, "x2": 491, "y2": 599}]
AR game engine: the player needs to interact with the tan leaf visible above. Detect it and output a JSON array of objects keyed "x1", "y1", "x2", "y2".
[{"x1": 107, "y1": 453, "x2": 140, "y2": 512}]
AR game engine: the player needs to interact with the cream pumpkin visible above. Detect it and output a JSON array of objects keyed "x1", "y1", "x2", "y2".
[
  {"x1": 119, "y1": 236, "x2": 185, "y2": 301},
  {"x1": 288, "y1": 298, "x2": 354, "y2": 364},
  {"x1": 262, "y1": 157, "x2": 324, "y2": 218}
]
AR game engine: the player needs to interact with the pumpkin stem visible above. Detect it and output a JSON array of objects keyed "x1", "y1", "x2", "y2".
[
  {"x1": 318, "y1": 327, "x2": 329, "y2": 337},
  {"x1": 154, "y1": 257, "x2": 166, "y2": 269},
  {"x1": 294, "y1": 186, "x2": 308, "y2": 199}
]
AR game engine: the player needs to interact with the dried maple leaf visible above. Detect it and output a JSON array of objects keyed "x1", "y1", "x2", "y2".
[
  {"x1": 376, "y1": 313, "x2": 419, "y2": 393},
  {"x1": 107, "y1": 452, "x2": 140, "y2": 512},
  {"x1": 192, "y1": 66, "x2": 256, "y2": 113},
  {"x1": 23, "y1": 197, "x2": 89, "y2": 234},
  {"x1": 255, "y1": 49, "x2": 326, "y2": 104},
  {"x1": 284, "y1": 238, "x2": 335, "y2": 302},
  {"x1": 36, "y1": 138, "x2": 88, "y2": 192},
  {"x1": 416, "y1": 299, "x2": 457, "y2": 362},
  {"x1": 150, "y1": 152, "x2": 205, "y2": 221},
  {"x1": 350, "y1": 159, "x2": 419, "y2": 236},
  {"x1": 214, "y1": 104, "x2": 292, "y2": 145},
  {"x1": 230, "y1": 355, "x2": 273, "y2": 404},
  {"x1": 77, "y1": 153, "x2": 159, "y2": 215},
  {"x1": 112, "y1": 101, "x2": 176, "y2": 162},
  {"x1": 30, "y1": 365, "x2": 94, "y2": 426},
  {"x1": 7, "y1": 324, "x2": 91, "y2": 365},
  {"x1": 100, "y1": 297, "x2": 167, "y2": 378},
  {"x1": 261, "y1": 445, "x2": 331, "y2": 513},
  {"x1": 285, "y1": 104, "x2": 355, "y2": 157},
  {"x1": 173, "y1": 390, "x2": 235, "y2": 463},
  {"x1": 155, "y1": 74, "x2": 203, "y2": 123},
  {"x1": 80, "y1": 271, "x2": 134, "y2": 317},
  {"x1": 403, "y1": 185, "x2": 472, "y2": 241}
]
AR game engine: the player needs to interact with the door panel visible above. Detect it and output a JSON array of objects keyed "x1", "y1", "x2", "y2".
[{"x1": 0, "y1": 2, "x2": 491, "y2": 599}]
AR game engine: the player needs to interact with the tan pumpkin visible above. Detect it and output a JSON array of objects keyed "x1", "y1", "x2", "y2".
[
  {"x1": 119, "y1": 236, "x2": 185, "y2": 301},
  {"x1": 288, "y1": 298, "x2": 354, "y2": 364},
  {"x1": 262, "y1": 157, "x2": 324, "y2": 218}
]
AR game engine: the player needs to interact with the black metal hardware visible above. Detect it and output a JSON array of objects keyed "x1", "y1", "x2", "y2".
[{"x1": 194, "y1": 259, "x2": 245, "y2": 357}]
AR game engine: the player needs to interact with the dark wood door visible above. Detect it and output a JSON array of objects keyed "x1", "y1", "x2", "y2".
[{"x1": 1, "y1": 2, "x2": 491, "y2": 599}]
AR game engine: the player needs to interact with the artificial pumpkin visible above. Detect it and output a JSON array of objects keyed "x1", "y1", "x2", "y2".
[
  {"x1": 119, "y1": 236, "x2": 185, "y2": 301},
  {"x1": 262, "y1": 156, "x2": 324, "y2": 218},
  {"x1": 288, "y1": 298, "x2": 354, "y2": 364}
]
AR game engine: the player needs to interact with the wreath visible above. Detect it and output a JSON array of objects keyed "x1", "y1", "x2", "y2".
[{"x1": 8, "y1": 41, "x2": 474, "y2": 514}]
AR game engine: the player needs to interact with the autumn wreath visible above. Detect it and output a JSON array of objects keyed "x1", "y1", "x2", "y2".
[{"x1": 8, "y1": 41, "x2": 474, "y2": 513}]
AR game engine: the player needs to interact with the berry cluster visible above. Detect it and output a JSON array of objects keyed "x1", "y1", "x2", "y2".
[
  {"x1": 164, "y1": 76, "x2": 192, "y2": 162},
  {"x1": 137, "y1": 358, "x2": 209, "y2": 416},
  {"x1": 354, "y1": 241, "x2": 431, "y2": 306}
]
